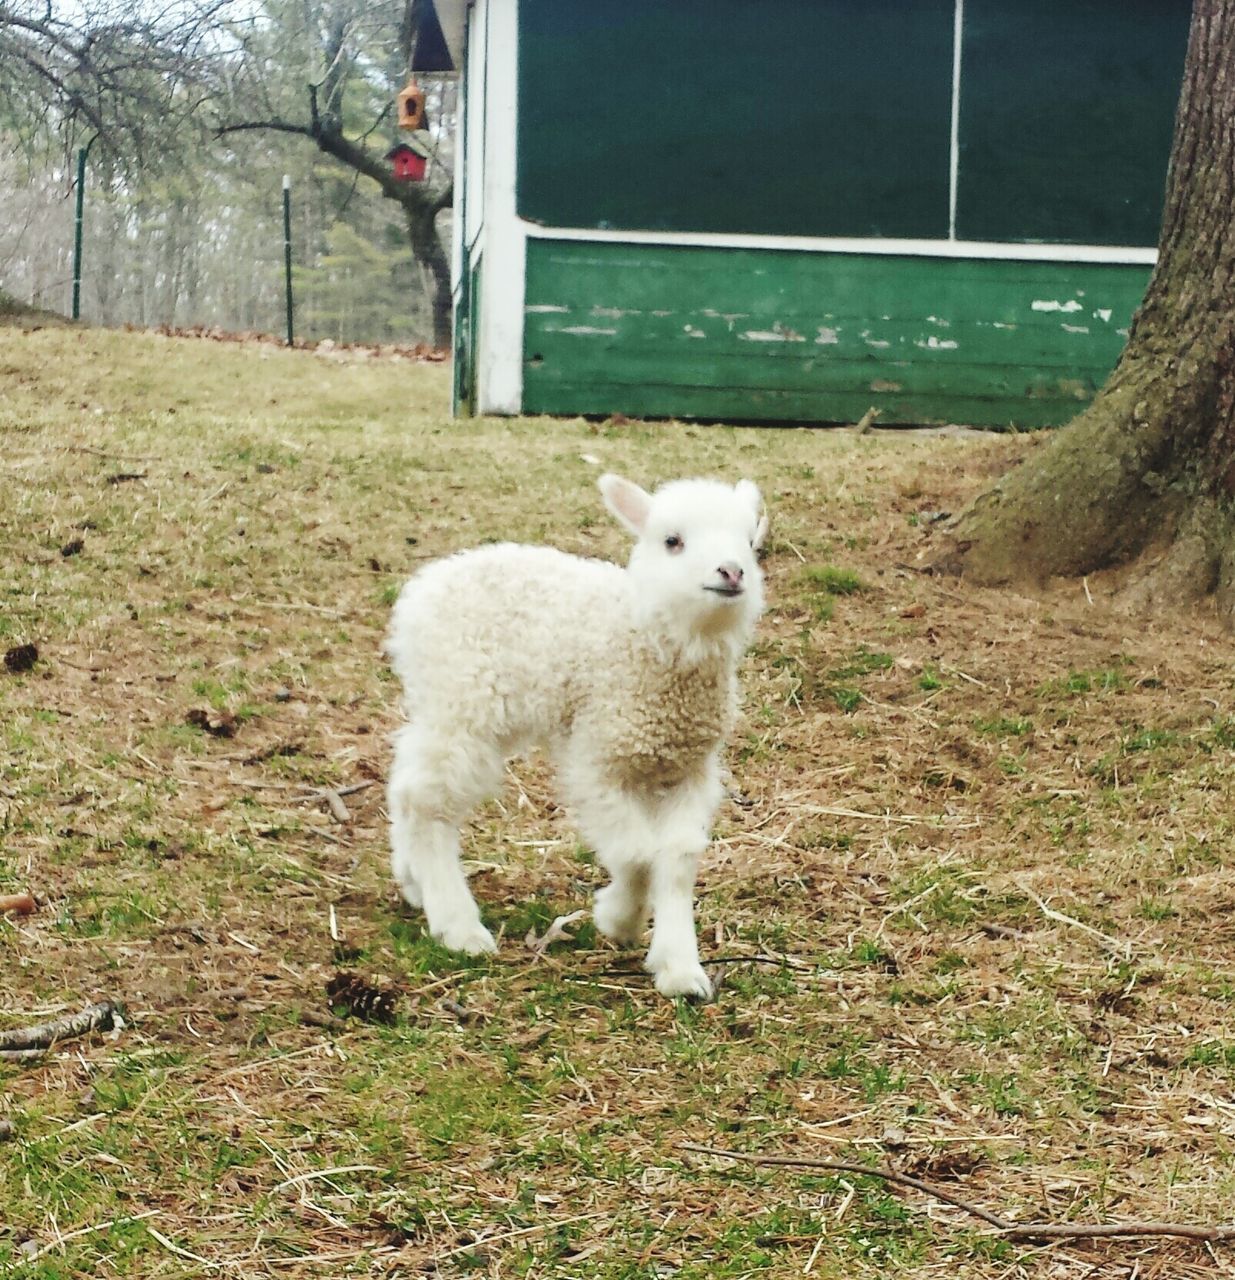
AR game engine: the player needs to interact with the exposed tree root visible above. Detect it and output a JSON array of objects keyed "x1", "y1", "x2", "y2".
[
  {"x1": 1113, "y1": 497, "x2": 1228, "y2": 615},
  {"x1": 928, "y1": 331, "x2": 1235, "y2": 627},
  {"x1": 933, "y1": 354, "x2": 1197, "y2": 585}
]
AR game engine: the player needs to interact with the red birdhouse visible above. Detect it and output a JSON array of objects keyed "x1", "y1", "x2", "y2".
[{"x1": 385, "y1": 143, "x2": 427, "y2": 182}]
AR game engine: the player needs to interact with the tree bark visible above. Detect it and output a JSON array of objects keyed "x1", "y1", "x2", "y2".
[
  {"x1": 934, "y1": 0, "x2": 1235, "y2": 619},
  {"x1": 406, "y1": 204, "x2": 452, "y2": 348}
]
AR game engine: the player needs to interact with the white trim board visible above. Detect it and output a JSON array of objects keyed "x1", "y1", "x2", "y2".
[
  {"x1": 948, "y1": 0, "x2": 964, "y2": 240},
  {"x1": 475, "y1": 0, "x2": 525, "y2": 415},
  {"x1": 459, "y1": 0, "x2": 487, "y2": 260},
  {"x1": 523, "y1": 222, "x2": 1158, "y2": 266}
]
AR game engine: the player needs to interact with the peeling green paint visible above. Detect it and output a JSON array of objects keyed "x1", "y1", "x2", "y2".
[{"x1": 521, "y1": 240, "x2": 1152, "y2": 427}]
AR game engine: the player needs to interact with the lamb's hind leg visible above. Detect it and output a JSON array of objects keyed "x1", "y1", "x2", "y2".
[
  {"x1": 388, "y1": 724, "x2": 502, "y2": 955},
  {"x1": 592, "y1": 864, "x2": 650, "y2": 945}
]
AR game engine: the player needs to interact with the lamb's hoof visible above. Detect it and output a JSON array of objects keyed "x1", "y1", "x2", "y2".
[
  {"x1": 651, "y1": 963, "x2": 713, "y2": 1001},
  {"x1": 433, "y1": 920, "x2": 498, "y2": 956}
]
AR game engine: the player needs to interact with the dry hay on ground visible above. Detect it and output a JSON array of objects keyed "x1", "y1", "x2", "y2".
[{"x1": 1, "y1": 326, "x2": 1234, "y2": 1279}]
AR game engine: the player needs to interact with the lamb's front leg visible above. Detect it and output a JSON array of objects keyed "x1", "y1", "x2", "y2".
[
  {"x1": 645, "y1": 845, "x2": 711, "y2": 1000},
  {"x1": 644, "y1": 777, "x2": 723, "y2": 1000}
]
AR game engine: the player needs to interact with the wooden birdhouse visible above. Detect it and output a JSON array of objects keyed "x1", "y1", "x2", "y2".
[
  {"x1": 397, "y1": 80, "x2": 426, "y2": 130},
  {"x1": 386, "y1": 143, "x2": 427, "y2": 182}
]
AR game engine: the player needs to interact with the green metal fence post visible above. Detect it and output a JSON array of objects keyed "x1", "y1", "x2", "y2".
[
  {"x1": 72, "y1": 146, "x2": 87, "y2": 321},
  {"x1": 282, "y1": 174, "x2": 294, "y2": 345}
]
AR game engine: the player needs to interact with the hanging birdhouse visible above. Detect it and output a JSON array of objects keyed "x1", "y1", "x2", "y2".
[
  {"x1": 386, "y1": 143, "x2": 427, "y2": 182},
  {"x1": 397, "y1": 80, "x2": 426, "y2": 130}
]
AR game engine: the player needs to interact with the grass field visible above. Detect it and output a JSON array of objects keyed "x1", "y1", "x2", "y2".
[{"x1": 3, "y1": 324, "x2": 1235, "y2": 1279}]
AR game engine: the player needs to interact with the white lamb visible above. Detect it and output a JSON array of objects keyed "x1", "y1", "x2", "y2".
[{"x1": 384, "y1": 473, "x2": 766, "y2": 999}]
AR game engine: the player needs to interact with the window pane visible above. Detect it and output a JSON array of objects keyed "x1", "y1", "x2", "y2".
[
  {"x1": 518, "y1": 0, "x2": 954, "y2": 238},
  {"x1": 956, "y1": 0, "x2": 1190, "y2": 246}
]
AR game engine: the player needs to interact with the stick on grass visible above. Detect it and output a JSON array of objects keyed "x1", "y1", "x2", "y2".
[
  {"x1": 0, "y1": 1001, "x2": 119, "y2": 1053},
  {"x1": 680, "y1": 1143, "x2": 1235, "y2": 1243}
]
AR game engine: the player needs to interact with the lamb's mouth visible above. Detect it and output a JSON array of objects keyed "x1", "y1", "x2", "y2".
[{"x1": 703, "y1": 584, "x2": 744, "y2": 598}]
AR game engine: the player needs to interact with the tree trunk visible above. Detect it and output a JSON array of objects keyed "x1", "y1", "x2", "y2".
[
  {"x1": 407, "y1": 206, "x2": 452, "y2": 348},
  {"x1": 934, "y1": 0, "x2": 1235, "y2": 619}
]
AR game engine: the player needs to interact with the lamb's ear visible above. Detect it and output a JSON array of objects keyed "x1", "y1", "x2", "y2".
[
  {"x1": 599, "y1": 473, "x2": 653, "y2": 536},
  {"x1": 735, "y1": 479, "x2": 768, "y2": 550},
  {"x1": 752, "y1": 511, "x2": 770, "y2": 551}
]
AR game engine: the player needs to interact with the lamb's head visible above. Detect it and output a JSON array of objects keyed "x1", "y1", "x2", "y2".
[{"x1": 599, "y1": 473, "x2": 766, "y2": 654}]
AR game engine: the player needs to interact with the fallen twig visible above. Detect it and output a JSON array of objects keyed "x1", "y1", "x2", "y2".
[
  {"x1": 229, "y1": 777, "x2": 374, "y2": 822},
  {"x1": 680, "y1": 1143, "x2": 1235, "y2": 1243},
  {"x1": 232, "y1": 779, "x2": 366, "y2": 793},
  {"x1": 306, "y1": 823, "x2": 347, "y2": 846},
  {"x1": 939, "y1": 663, "x2": 994, "y2": 690},
  {"x1": 23, "y1": 1209, "x2": 162, "y2": 1261},
  {"x1": 1019, "y1": 885, "x2": 1131, "y2": 959},
  {"x1": 300, "y1": 1008, "x2": 349, "y2": 1033},
  {"x1": 146, "y1": 1225, "x2": 220, "y2": 1270},
  {"x1": 1001, "y1": 1222, "x2": 1235, "y2": 1242},
  {"x1": 698, "y1": 953, "x2": 813, "y2": 970},
  {"x1": 0, "y1": 1000, "x2": 120, "y2": 1052},
  {"x1": 68, "y1": 445, "x2": 160, "y2": 463},
  {"x1": 440, "y1": 997, "x2": 485, "y2": 1024},
  {"x1": 320, "y1": 788, "x2": 351, "y2": 823},
  {"x1": 436, "y1": 1211, "x2": 607, "y2": 1260},
  {"x1": 320, "y1": 780, "x2": 376, "y2": 800},
  {"x1": 976, "y1": 923, "x2": 1028, "y2": 942},
  {"x1": 271, "y1": 1164, "x2": 382, "y2": 1194},
  {"x1": 800, "y1": 803, "x2": 979, "y2": 830},
  {"x1": 681, "y1": 1143, "x2": 1008, "y2": 1228},
  {"x1": 525, "y1": 909, "x2": 587, "y2": 954}
]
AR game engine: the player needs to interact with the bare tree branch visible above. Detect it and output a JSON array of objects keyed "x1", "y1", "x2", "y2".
[{"x1": 216, "y1": 119, "x2": 313, "y2": 139}]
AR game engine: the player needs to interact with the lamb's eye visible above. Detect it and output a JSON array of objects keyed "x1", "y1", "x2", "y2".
[{"x1": 664, "y1": 534, "x2": 684, "y2": 553}]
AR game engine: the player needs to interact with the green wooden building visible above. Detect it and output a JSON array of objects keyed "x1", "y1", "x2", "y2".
[{"x1": 451, "y1": 0, "x2": 1190, "y2": 427}]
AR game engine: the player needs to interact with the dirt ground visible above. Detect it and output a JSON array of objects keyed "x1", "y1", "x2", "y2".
[{"x1": 2, "y1": 326, "x2": 1235, "y2": 1279}]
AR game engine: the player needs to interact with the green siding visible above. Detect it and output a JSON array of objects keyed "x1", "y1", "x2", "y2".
[{"x1": 522, "y1": 240, "x2": 1152, "y2": 427}]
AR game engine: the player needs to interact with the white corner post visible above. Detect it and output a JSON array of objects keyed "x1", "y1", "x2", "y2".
[{"x1": 476, "y1": 0, "x2": 526, "y2": 414}]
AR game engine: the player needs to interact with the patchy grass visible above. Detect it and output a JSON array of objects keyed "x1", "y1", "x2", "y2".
[
  {"x1": 2, "y1": 325, "x2": 1235, "y2": 1277},
  {"x1": 798, "y1": 564, "x2": 865, "y2": 620}
]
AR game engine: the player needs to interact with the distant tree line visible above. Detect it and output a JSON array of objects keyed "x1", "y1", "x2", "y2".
[{"x1": 0, "y1": 0, "x2": 454, "y2": 346}]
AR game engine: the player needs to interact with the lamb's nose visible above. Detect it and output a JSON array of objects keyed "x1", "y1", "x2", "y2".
[{"x1": 717, "y1": 562, "x2": 744, "y2": 588}]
